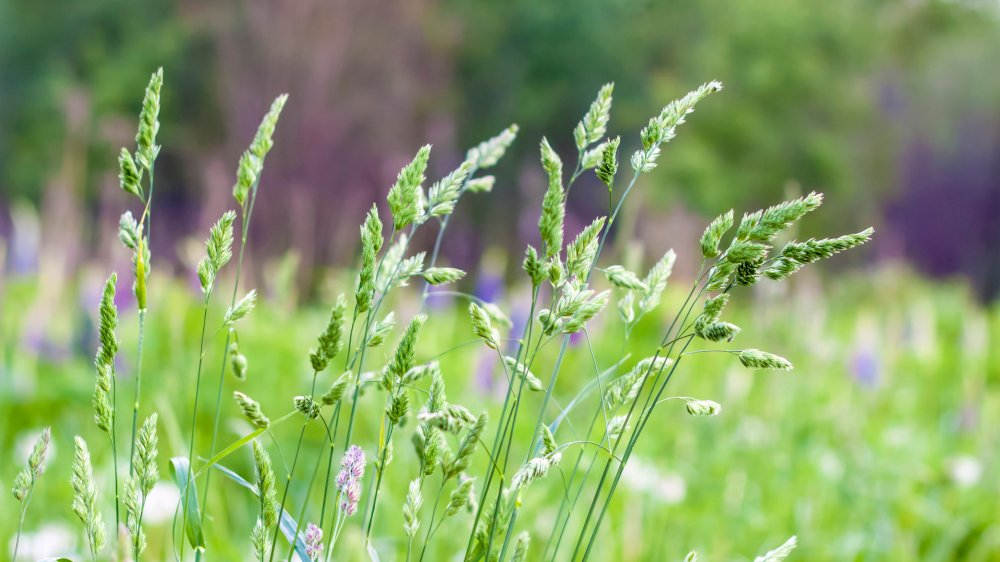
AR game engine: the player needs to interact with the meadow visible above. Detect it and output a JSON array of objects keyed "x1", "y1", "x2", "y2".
[
  {"x1": 2, "y1": 73, "x2": 997, "y2": 562},
  {"x1": 4, "y1": 263, "x2": 999, "y2": 561}
]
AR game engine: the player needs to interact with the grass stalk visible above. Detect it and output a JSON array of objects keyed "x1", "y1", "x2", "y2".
[
  {"x1": 489, "y1": 166, "x2": 641, "y2": 559},
  {"x1": 341, "y1": 224, "x2": 402, "y2": 450},
  {"x1": 285, "y1": 412, "x2": 340, "y2": 561},
  {"x1": 571, "y1": 270, "x2": 709, "y2": 560},
  {"x1": 129, "y1": 162, "x2": 155, "y2": 481},
  {"x1": 267, "y1": 369, "x2": 322, "y2": 562},
  {"x1": 110, "y1": 374, "x2": 121, "y2": 532},
  {"x1": 177, "y1": 297, "x2": 211, "y2": 559},
  {"x1": 463, "y1": 284, "x2": 540, "y2": 560},
  {"x1": 12, "y1": 486, "x2": 34, "y2": 562},
  {"x1": 198, "y1": 178, "x2": 259, "y2": 534}
]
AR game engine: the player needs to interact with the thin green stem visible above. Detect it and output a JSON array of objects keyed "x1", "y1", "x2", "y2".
[
  {"x1": 545, "y1": 397, "x2": 603, "y2": 559},
  {"x1": 12, "y1": 485, "x2": 33, "y2": 562},
  {"x1": 575, "y1": 270, "x2": 711, "y2": 561},
  {"x1": 363, "y1": 421, "x2": 393, "y2": 544},
  {"x1": 268, "y1": 368, "x2": 323, "y2": 562},
  {"x1": 419, "y1": 164, "x2": 478, "y2": 311},
  {"x1": 318, "y1": 402, "x2": 343, "y2": 529},
  {"x1": 417, "y1": 481, "x2": 446, "y2": 562},
  {"x1": 344, "y1": 312, "x2": 359, "y2": 373},
  {"x1": 268, "y1": 423, "x2": 307, "y2": 562},
  {"x1": 682, "y1": 349, "x2": 741, "y2": 356},
  {"x1": 468, "y1": 285, "x2": 541, "y2": 560},
  {"x1": 341, "y1": 224, "x2": 402, "y2": 449},
  {"x1": 135, "y1": 492, "x2": 148, "y2": 561},
  {"x1": 13, "y1": 507, "x2": 24, "y2": 562},
  {"x1": 547, "y1": 334, "x2": 639, "y2": 561},
  {"x1": 129, "y1": 308, "x2": 147, "y2": 479},
  {"x1": 486, "y1": 333, "x2": 545, "y2": 559},
  {"x1": 129, "y1": 160, "x2": 155, "y2": 483},
  {"x1": 581, "y1": 337, "x2": 695, "y2": 561},
  {"x1": 565, "y1": 153, "x2": 584, "y2": 200},
  {"x1": 569, "y1": 267, "x2": 706, "y2": 560},
  {"x1": 581, "y1": 279, "x2": 723, "y2": 560},
  {"x1": 326, "y1": 504, "x2": 347, "y2": 562},
  {"x1": 178, "y1": 298, "x2": 211, "y2": 559},
  {"x1": 286, "y1": 412, "x2": 339, "y2": 562},
  {"x1": 199, "y1": 179, "x2": 259, "y2": 536},
  {"x1": 109, "y1": 417, "x2": 120, "y2": 533},
  {"x1": 518, "y1": 166, "x2": 641, "y2": 472}
]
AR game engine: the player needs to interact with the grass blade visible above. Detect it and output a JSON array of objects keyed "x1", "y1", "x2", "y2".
[
  {"x1": 169, "y1": 457, "x2": 206, "y2": 552},
  {"x1": 211, "y1": 462, "x2": 310, "y2": 560}
]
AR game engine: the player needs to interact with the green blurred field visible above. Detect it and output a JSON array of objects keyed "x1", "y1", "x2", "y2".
[{"x1": 2, "y1": 266, "x2": 998, "y2": 561}]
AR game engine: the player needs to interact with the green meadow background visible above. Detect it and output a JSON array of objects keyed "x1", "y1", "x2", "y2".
[{"x1": 2, "y1": 0, "x2": 1000, "y2": 559}]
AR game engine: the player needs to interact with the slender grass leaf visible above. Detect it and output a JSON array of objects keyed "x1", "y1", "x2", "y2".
[
  {"x1": 211, "y1": 463, "x2": 310, "y2": 561},
  {"x1": 169, "y1": 457, "x2": 206, "y2": 551}
]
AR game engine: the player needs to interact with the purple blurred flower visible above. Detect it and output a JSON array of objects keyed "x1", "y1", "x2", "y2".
[
  {"x1": 305, "y1": 522, "x2": 323, "y2": 561},
  {"x1": 336, "y1": 445, "x2": 365, "y2": 516},
  {"x1": 423, "y1": 288, "x2": 455, "y2": 311},
  {"x1": 475, "y1": 271, "x2": 503, "y2": 303},
  {"x1": 475, "y1": 352, "x2": 501, "y2": 398},
  {"x1": 850, "y1": 347, "x2": 880, "y2": 387},
  {"x1": 339, "y1": 481, "x2": 361, "y2": 516}
]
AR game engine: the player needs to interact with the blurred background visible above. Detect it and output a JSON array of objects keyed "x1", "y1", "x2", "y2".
[{"x1": 2, "y1": 0, "x2": 999, "y2": 560}]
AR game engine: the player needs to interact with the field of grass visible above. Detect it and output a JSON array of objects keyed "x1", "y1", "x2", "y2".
[{"x1": 2, "y1": 264, "x2": 997, "y2": 561}]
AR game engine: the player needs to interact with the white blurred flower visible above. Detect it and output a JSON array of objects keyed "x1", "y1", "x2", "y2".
[
  {"x1": 907, "y1": 300, "x2": 938, "y2": 362},
  {"x1": 723, "y1": 366, "x2": 753, "y2": 403},
  {"x1": 882, "y1": 426, "x2": 912, "y2": 448},
  {"x1": 961, "y1": 311, "x2": 988, "y2": 359},
  {"x1": 948, "y1": 455, "x2": 982, "y2": 489},
  {"x1": 656, "y1": 474, "x2": 687, "y2": 504},
  {"x1": 7, "y1": 523, "x2": 76, "y2": 560},
  {"x1": 818, "y1": 450, "x2": 844, "y2": 481},
  {"x1": 735, "y1": 416, "x2": 772, "y2": 448},
  {"x1": 621, "y1": 457, "x2": 686, "y2": 505},
  {"x1": 144, "y1": 481, "x2": 181, "y2": 524}
]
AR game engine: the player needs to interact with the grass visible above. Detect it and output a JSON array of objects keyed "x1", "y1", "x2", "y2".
[{"x1": 2, "y1": 267, "x2": 998, "y2": 560}]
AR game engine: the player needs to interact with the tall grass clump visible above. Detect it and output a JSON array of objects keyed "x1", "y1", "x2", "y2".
[{"x1": 12, "y1": 69, "x2": 873, "y2": 561}]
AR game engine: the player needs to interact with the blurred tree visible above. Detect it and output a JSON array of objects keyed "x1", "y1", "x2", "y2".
[
  {"x1": 882, "y1": 1, "x2": 1000, "y2": 299},
  {"x1": 196, "y1": 0, "x2": 452, "y2": 287},
  {"x1": 446, "y1": 0, "x2": 885, "y2": 242},
  {"x1": 2, "y1": 0, "x2": 999, "y2": 296},
  {"x1": 445, "y1": 0, "x2": 1000, "y2": 275},
  {"x1": 0, "y1": 0, "x2": 214, "y2": 202}
]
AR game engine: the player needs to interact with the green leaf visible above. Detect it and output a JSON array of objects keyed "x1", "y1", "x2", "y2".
[
  {"x1": 194, "y1": 410, "x2": 297, "y2": 479},
  {"x1": 549, "y1": 355, "x2": 631, "y2": 433},
  {"x1": 211, "y1": 463, "x2": 310, "y2": 561},
  {"x1": 169, "y1": 457, "x2": 205, "y2": 551}
]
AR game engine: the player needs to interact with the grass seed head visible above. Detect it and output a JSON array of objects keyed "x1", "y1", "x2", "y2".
[
  {"x1": 234, "y1": 391, "x2": 270, "y2": 429},
  {"x1": 252, "y1": 440, "x2": 278, "y2": 528},
  {"x1": 71, "y1": 436, "x2": 106, "y2": 557},
  {"x1": 739, "y1": 349, "x2": 794, "y2": 371}
]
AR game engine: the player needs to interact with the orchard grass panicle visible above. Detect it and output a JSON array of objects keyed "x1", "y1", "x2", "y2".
[
  {"x1": 40, "y1": 69, "x2": 873, "y2": 562},
  {"x1": 72, "y1": 436, "x2": 106, "y2": 562},
  {"x1": 11, "y1": 427, "x2": 50, "y2": 562}
]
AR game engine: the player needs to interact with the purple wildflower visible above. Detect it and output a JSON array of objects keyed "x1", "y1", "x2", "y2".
[
  {"x1": 305, "y1": 522, "x2": 323, "y2": 561},
  {"x1": 336, "y1": 445, "x2": 365, "y2": 516},
  {"x1": 340, "y1": 481, "x2": 361, "y2": 516},
  {"x1": 850, "y1": 347, "x2": 880, "y2": 387}
]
